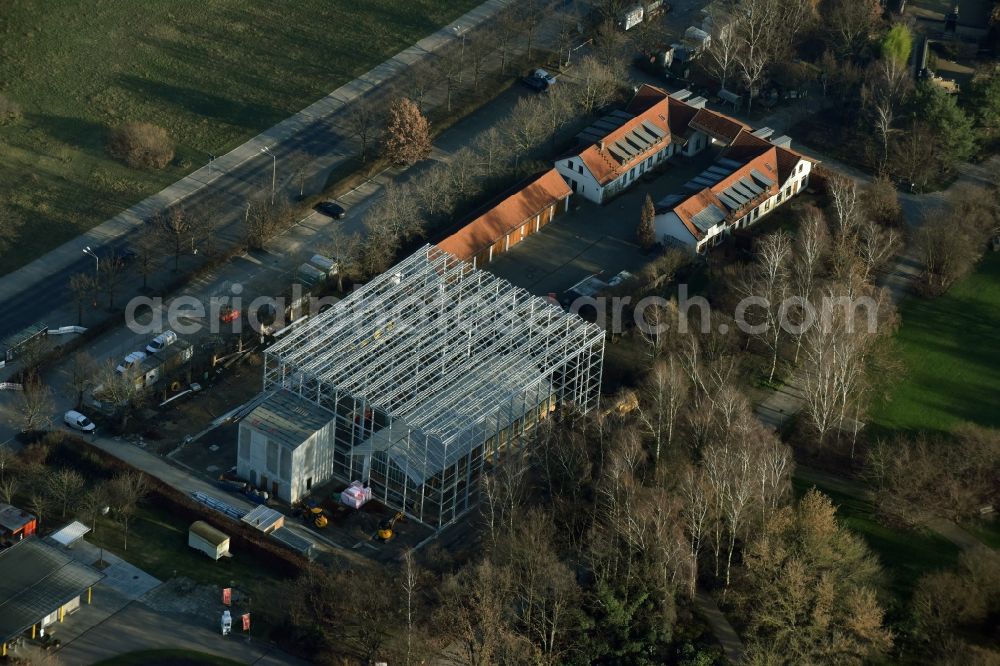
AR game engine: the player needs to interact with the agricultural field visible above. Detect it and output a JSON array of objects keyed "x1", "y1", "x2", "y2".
[
  {"x1": 872, "y1": 252, "x2": 1000, "y2": 434},
  {"x1": 0, "y1": 0, "x2": 478, "y2": 273}
]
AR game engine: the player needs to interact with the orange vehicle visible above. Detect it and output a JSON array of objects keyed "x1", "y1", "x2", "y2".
[{"x1": 219, "y1": 305, "x2": 240, "y2": 323}]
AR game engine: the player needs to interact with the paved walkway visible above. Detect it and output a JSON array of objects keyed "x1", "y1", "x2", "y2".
[{"x1": 694, "y1": 589, "x2": 744, "y2": 665}]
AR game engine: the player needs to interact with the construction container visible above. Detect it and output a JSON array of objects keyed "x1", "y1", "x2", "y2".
[{"x1": 188, "y1": 521, "x2": 231, "y2": 560}]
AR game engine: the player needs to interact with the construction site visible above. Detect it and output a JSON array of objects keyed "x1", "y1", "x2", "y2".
[{"x1": 238, "y1": 245, "x2": 606, "y2": 532}]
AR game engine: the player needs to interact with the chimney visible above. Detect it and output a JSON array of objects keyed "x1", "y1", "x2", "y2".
[{"x1": 598, "y1": 140, "x2": 605, "y2": 151}]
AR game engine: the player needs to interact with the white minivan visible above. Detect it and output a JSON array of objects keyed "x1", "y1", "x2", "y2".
[
  {"x1": 146, "y1": 330, "x2": 178, "y2": 354},
  {"x1": 64, "y1": 410, "x2": 96, "y2": 432}
]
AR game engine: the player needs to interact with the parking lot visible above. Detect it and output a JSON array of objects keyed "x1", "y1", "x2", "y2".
[{"x1": 487, "y1": 148, "x2": 721, "y2": 297}]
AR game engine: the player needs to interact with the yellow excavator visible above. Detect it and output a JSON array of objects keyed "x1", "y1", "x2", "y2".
[{"x1": 376, "y1": 512, "x2": 405, "y2": 542}]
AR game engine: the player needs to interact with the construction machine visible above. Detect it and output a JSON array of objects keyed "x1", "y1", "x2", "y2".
[{"x1": 376, "y1": 512, "x2": 405, "y2": 542}]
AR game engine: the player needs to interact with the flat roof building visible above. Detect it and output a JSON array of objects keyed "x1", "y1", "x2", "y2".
[
  {"x1": 247, "y1": 245, "x2": 605, "y2": 529},
  {"x1": 0, "y1": 538, "x2": 104, "y2": 654}
]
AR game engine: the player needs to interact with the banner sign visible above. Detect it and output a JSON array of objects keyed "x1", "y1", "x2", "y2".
[
  {"x1": 242, "y1": 613, "x2": 251, "y2": 632},
  {"x1": 222, "y1": 588, "x2": 231, "y2": 606}
]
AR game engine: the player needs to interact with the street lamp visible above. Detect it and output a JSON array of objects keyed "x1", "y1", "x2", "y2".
[
  {"x1": 453, "y1": 25, "x2": 466, "y2": 82},
  {"x1": 207, "y1": 152, "x2": 217, "y2": 178},
  {"x1": 260, "y1": 146, "x2": 276, "y2": 205},
  {"x1": 82, "y1": 246, "x2": 99, "y2": 276}
]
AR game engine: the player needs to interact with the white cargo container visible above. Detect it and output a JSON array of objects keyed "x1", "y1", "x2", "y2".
[{"x1": 188, "y1": 521, "x2": 230, "y2": 560}]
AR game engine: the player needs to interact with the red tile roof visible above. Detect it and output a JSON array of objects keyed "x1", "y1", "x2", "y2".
[
  {"x1": 670, "y1": 147, "x2": 782, "y2": 241},
  {"x1": 688, "y1": 108, "x2": 749, "y2": 142},
  {"x1": 437, "y1": 169, "x2": 571, "y2": 261},
  {"x1": 567, "y1": 85, "x2": 675, "y2": 186}
]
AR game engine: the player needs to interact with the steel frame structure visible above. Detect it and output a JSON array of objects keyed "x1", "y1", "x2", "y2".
[{"x1": 262, "y1": 245, "x2": 605, "y2": 529}]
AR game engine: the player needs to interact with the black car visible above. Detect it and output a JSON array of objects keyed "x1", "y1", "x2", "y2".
[
  {"x1": 316, "y1": 200, "x2": 346, "y2": 219},
  {"x1": 520, "y1": 73, "x2": 548, "y2": 92}
]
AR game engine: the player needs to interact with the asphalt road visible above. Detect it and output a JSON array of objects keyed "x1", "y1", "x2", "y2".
[{"x1": 0, "y1": 111, "x2": 354, "y2": 339}]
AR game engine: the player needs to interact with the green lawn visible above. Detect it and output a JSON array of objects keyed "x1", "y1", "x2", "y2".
[
  {"x1": 89, "y1": 502, "x2": 286, "y2": 588},
  {"x1": 0, "y1": 0, "x2": 477, "y2": 273},
  {"x1": 792, "y1": 476, "x2": 961, "y2": 601},
  {"x1": 872, "y1": 252, "x2": 1000, "y2": 435}
]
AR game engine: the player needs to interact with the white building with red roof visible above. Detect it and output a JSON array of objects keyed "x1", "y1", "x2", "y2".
[{"x1": 655, "y1": 130, "x2": 815, "y2": 253}]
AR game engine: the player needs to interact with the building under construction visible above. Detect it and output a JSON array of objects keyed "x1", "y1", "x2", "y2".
[{"x1": 240, "y1": 245, "x2": 604, "y2": 530}]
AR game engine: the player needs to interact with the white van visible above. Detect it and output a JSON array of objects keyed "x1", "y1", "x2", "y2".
[
  {"x1": 64, "y1": 410, "x2": 96, "y2": 432},
  {"x1": 146, "y1": 330, "x2": 178, "y2": 354}
]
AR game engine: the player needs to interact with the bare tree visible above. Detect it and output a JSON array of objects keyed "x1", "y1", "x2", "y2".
[
  {"x1": 109, "y1": 471, "x2": 148, "y2": 551},
  {"x1": 680, "y1": 465, "x2": 713, "y2": 594},
  {"x1": 66, "y1": 352, "x2": 96, "y2": 410},
  {"x1": 94, "y1": 360, "x2": 144, "y2": 430},
  {"x1": 433, "y1": 47, "x2": 464, "y2": 114},
  {"x1": 400, "y1": 549, "x2": 421, "y2": 666},
  {"x1": 736, "y1": 231, "x2": 792, "y2": 382},
  {"x1": 346, "y1": 95, "x2": 384, "y2": 165},
  {"x1": 69, "y1": 272, "x2": 98, "y2": 326},
  {"x1": 0, "y1": 446, "x2": 15, "y2": 482},
  {"x1": 79, "y1": 483, "x2": 110, "y2": 536},
  {"x1": 857, "y1": 219, "x2": 900, "y2": 284},
  {"x1": 637, "y1": 356, "x2": 688, "y2": 467},
  {"x1": 572, "y1": 57, "x2": 621, "y2": 114},
  {"x1": 98, "y1": 252, "x2": 127, "y2": 310},
  {"x1": 825, "y1": 0, "x2": 882, "y2": 57},
  {"x1": 862, "y1": 57, "x2": 911, "y2": 171},
  {"x1": 704, "y1": 7, "x2": 739, "y2": 90},
  {"x1": 734, "y1": 0, "x2": 780, "y2": 114},
  {"x1": 131, "y1": 223, "x2": 160, "y2": 291},
  {"x1": 155, "y1": 207, "x2": 193, "y2": 272},
  {"x1": 18, "y1": 373, "x2": 54, "y2": 433},
  {"x1": 244, "y1": 195, "x2": 294, "y2": 250},
  {"x1": 466, "y1": 30, "x2": 496, "y2": 91},
  {"x1": 48, "y1": 468, "x2": 86, "y2": 518},
  {"x1": 472, "y1": 126, "x2": 512, "y2": 179},
  {"x1": 0, "y1": 476, "x2": 18, "y2": 505},
  {"x1": 791, "y1": 205, "x2": 828, "y2": 362},
  {"x1": 322, "y1": 227, "x2": 360, "y2": 293},
  {"x1": 402, "y1": 60, "x2": 437, "y2": 112},
  {"x1": 492, "y1": 5, "x2": 522, "y2": 73}
]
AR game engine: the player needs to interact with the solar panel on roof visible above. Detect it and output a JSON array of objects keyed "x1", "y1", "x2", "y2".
[
  {"x1": 718, "y1": 158, "x2": 743, "y2": 169},
  {"x1": 578, "y1": 130, "x2": 605, "y2": 142},
  {"x1": 691, "y1": 205, "x2": 726, "y2": 232},
  {"x1": 642, "y1": 121, "x2": 666, "y2": 138},
  {"x1": 609, "y1": 148, "x2": 629, "y2": 164},
  {"x1": 717, "y1": 193, "x2": 741, "y2": 211},
  {"x1": 631, "y1": 134, "x2": 655, "y2": 152},
  {"x1": 739, "y1": 176, "x2": 763, "y2": 195},
  {"x1": 723, "y1": 187, "x2": 749, "y2": 204},
  {"x1": 730, "y1": 182, "x2": 755, "y2": 199},
  {"x1": 693, "y1": 176, "x2": 719, "y2": 187},
  {"x1": 658, "y1": 194, "x2": 685, "y2": 208},
  {"x1": 615, "y1": 139, "x2": 638, "y2": 156},
  {"x1": 750, "y1": 169, "x2": 774, "y2": 186},
  {"x1": 609, "y1": 110, "x2": 635, "y2": 120},
  {"x1": 705, "y1": 166, "x2": 731, "y2": 177},
  {"x1": 634, "y1": 125, "x2": 657, "y2": 141}
]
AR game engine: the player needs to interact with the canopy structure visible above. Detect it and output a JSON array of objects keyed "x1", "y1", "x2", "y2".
[
  {"x1": 263, "y1": 245, "x2": 605, "y2": 528},
  {"x1": 0, "y1": 538, "x2": 104, "y2": 642},
  {"x1": 48, "y1": 521, "x2": 90, "y2": 548}
]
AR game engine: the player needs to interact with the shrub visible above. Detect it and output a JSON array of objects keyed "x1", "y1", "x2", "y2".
[
  {"x1": 0, "y1": 94, "x2": 22, "y2": 125},
  {"x1": 107, "y1": 122, "x2": 174, "y2": 169}
]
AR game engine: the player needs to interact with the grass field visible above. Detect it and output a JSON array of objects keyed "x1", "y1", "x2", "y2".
[
  {"x1": 0, "y1": 0, "x2": 478, "y2": 274},
  {"x1": 872, "y1": 252, "x2": 1000, "y2": 435}
]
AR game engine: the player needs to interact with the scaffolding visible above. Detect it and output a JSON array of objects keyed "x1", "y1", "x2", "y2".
[{"x1": 262, "y1": 245, "x2": 605, "y2": 529}]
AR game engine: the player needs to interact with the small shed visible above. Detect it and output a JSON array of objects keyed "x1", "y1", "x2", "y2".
[
  {"x1": 241, "y1": 505, "x2": 284, "y2": 534},
  {"x1": 188, "y1": 521, "x2": 230, "y2": 561},
  {"x1": 0, "y1": 504, "x2": 36, "y2": 544}
]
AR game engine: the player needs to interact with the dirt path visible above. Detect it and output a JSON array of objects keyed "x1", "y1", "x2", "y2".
[{"x1": 694, "y1": 589, "x2": 745, "y2": 665}]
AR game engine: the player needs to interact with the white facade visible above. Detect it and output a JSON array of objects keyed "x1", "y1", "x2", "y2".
[
  {"x1": 556, "y1": 143, "x2": 677, "y2": 205},
  {"x1": 237, "y1": 401, "x2": 337, "y2": 505},
  {"x1": 655, "y1": 158, "x2": 812, "y2": 252}
]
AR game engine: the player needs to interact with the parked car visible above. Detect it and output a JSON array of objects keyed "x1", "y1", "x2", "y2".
[
  {"x1": 316, "y1": 200, "x2": 346, "y2": 219},
  {"x1": 145, "y1": 330, "x2": 178, "y2": 354},
  {"x1": 115, "y1": 351, "x2": 147, "y2": 373},
  {"x1": 63, "y1": 410, "x2": 96, "y2": 433},
  {"x1": 520, "y1": 69, "x2": 556, "y2": 92}
]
